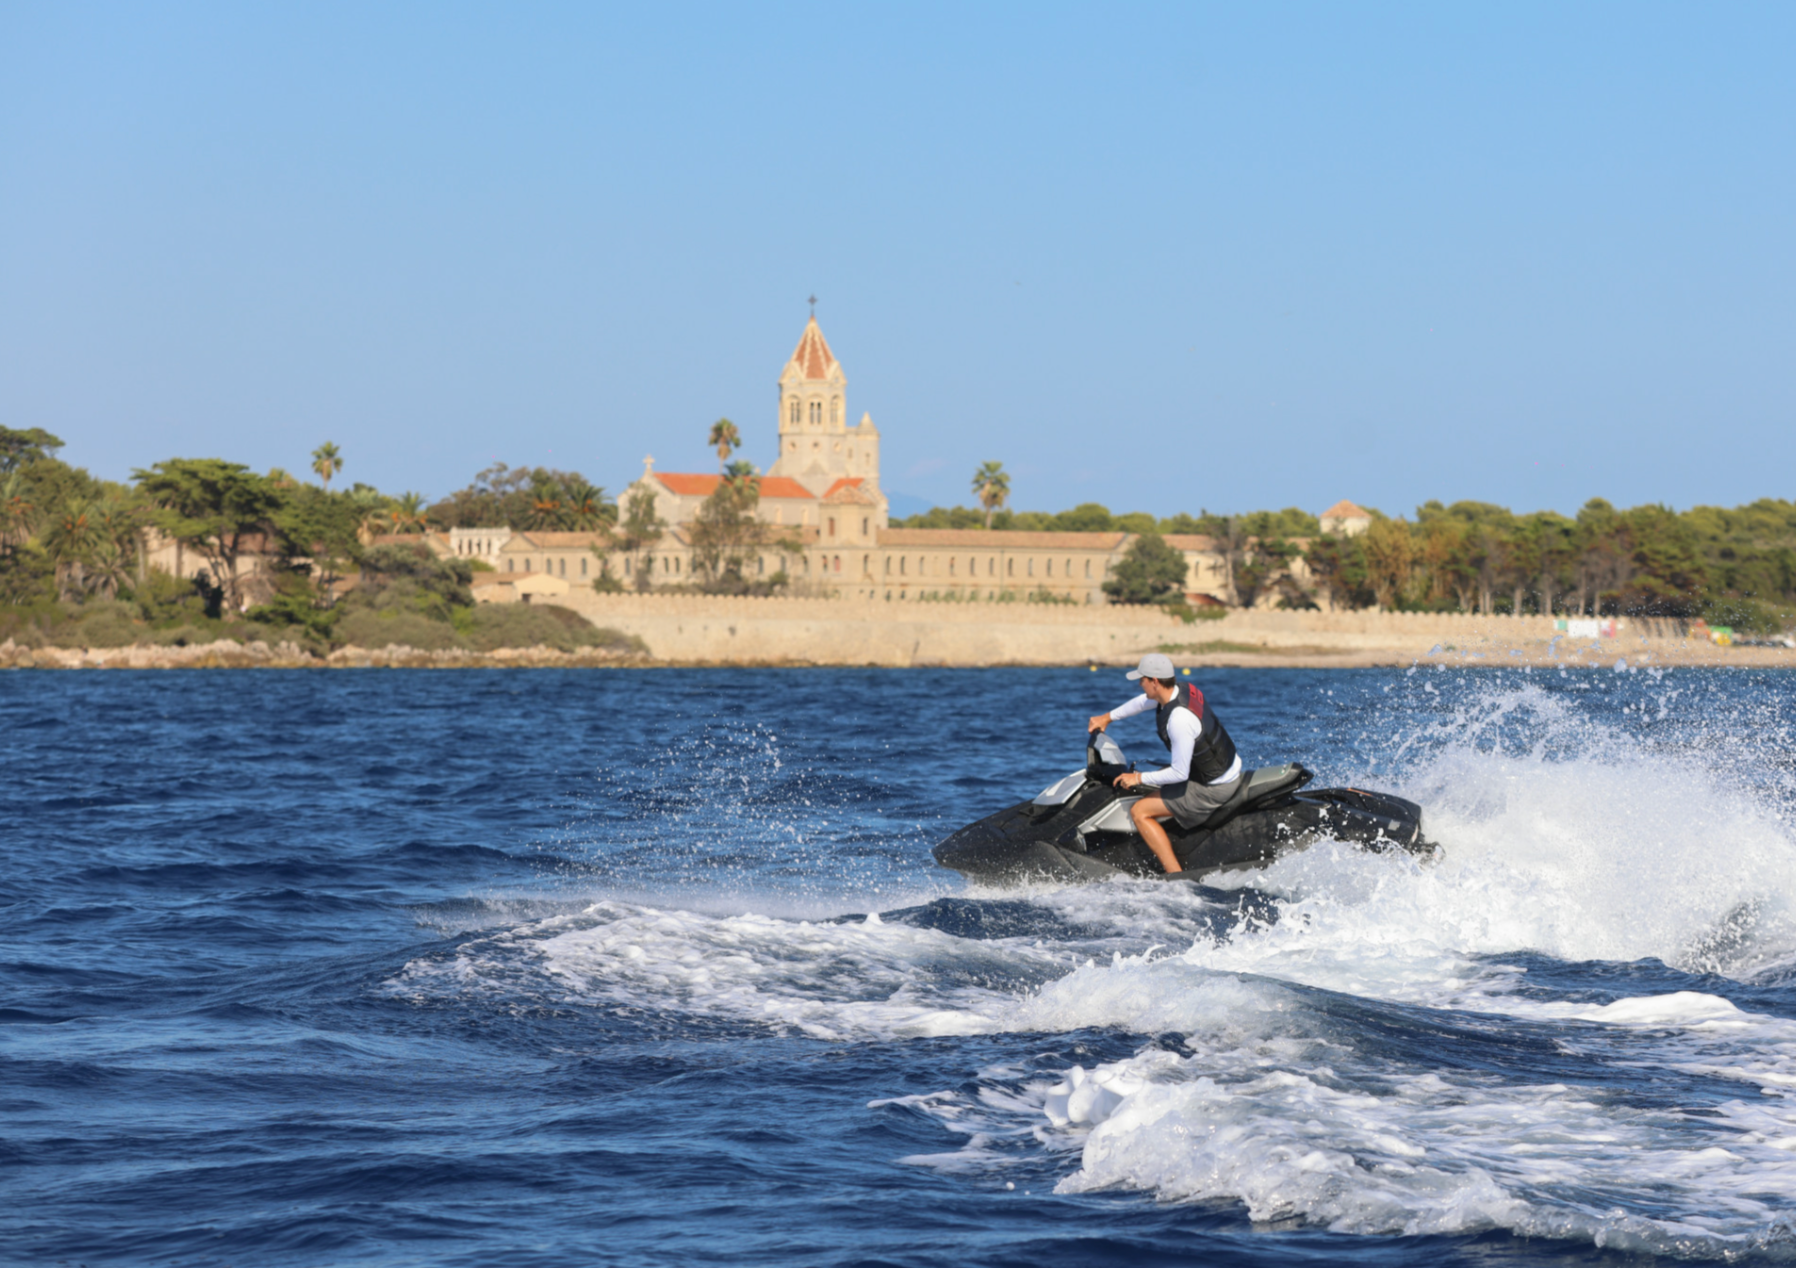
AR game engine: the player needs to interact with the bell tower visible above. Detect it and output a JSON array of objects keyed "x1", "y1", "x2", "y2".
[
  {"x1": 769, "y1": 312, "x2": 846, "y2": 493},
  {"x1": 766, "y1": 309, "x2": 880, "y2": 497}
]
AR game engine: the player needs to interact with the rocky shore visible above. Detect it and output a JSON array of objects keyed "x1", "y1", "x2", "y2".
[
  {"x1": 3, "y1": 632, "x2": 1792, "y2": 670},
  {"x1": 0, "y1": 638, "x2": 653, "y2": 670}
]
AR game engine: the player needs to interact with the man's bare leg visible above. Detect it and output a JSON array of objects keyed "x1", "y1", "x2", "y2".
[{"x1": 1128, "y1": 795, "x2": 1183, "y2": 874}]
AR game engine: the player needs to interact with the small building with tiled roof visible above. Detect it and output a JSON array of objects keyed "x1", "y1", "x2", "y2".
[
  {"x1": 470, "y1": 569, "x2": 570, "y2": 605},
  {"x1": 1320, "y1": 500, "x2": 1373, "y2": 537}
]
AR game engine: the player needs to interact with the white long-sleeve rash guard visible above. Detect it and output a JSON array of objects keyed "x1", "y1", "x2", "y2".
[{"x1": 1109, "y1": 693, "x2": 1244, "y2": 788}]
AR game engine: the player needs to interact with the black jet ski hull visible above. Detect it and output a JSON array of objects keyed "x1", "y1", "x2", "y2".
[{"x1": 933, "y1": 765, "x2": 1431, "y2": 886}]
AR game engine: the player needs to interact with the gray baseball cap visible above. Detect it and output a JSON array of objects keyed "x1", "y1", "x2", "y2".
[{"x1": 1126, "y1": 652, "x2": 1176, "y2": 681}]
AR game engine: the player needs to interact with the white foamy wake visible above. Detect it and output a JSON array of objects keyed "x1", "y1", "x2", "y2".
[
  {"x1": 892, "y1": 958, "x2": 1796, "y2": 1258},
  {"x1": 1044, "y1": 1038, "x2": 1796, "y2": 1255},
  {"x1": 391, "y1": 678, "x2": 1796, "y2": 1256},
  {"x1": 390, "y1": 889, "x2": 1201, "y2": 1041},
  {"x1": 964, "y1": 717, "x2": 1796, "y2": 1256}
]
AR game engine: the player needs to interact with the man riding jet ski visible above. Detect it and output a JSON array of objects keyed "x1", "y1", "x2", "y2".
[
  {"x1": 932, "y1": 654, "x2": 1431, "y2": 886},
  {"x1": 1086, "y1": 652, "x2": 1245, "y2": 875}
]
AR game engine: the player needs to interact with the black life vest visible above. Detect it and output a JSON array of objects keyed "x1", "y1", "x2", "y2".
[{"x1": 1155, "y1": 683, "x2": 1239, "y2": 785}]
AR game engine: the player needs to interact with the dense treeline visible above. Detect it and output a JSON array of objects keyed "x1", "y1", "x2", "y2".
[
  {"x1": 3, "y1": 425, "x2": 1790, "y2": 640},
  {"x1": 0, "y1": 428, "x2": 633, "y2": 653},
  {"x1": 893, "y1": 501, "x2": 1319, "y2": 539},
  {"x1": 426, "y1": 463, "x2": 617, "y2": 531},
  {"x1": 895, "y1": 498, "x2": 1796, "y2": 628}
]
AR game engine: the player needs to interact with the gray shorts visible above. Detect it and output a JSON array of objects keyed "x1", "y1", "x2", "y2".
[{"x1": 1152, "y1": 773, "x2": 1244, "y2": 830}]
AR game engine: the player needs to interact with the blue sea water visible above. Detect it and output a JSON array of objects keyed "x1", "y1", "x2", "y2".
[{"x1": 4, "y1": 665, "x2": 1796, "y2": 1267}]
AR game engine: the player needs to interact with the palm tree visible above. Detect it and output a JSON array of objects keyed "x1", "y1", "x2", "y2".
[
  {"x1": 708, "y1": 419, "x2": 741, "y2": 471},
  {"x1": 84, "y1": 536, "x2": 133, "y2": 599},
  {"x1": 390, "y1": 492, "x2": 429, "y2": 534},
  {"x1": 341, "y1": 487, "x2": 390, "y2": 541},
  {"x1": 972, "y1": 461, "x2": 1010, "y2": 529},
  {"x1": 42, "y1": 496, "x2": 100, "y2": 600},
  {"x1": 91, "y1": 493, "x2": 143, "y2": 597},
  {"x1": 311, "y1": 442, "x2": 343, "y2": 490},
  {"x1": 525, "y1": 476, "x2": 565, "y2": 531},
  {"x1": 563, "y1": 482, "x2": 613, "y2": 530}
]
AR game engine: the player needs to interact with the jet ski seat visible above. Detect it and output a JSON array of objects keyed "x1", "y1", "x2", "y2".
[{"x1": 1197, "y1": 763, "x2": 1313, "y2": 832}]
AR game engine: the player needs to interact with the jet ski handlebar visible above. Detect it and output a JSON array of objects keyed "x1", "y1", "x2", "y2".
[{"x1": 1085, "y1": 728, "x2": 1134, "y2": 784}]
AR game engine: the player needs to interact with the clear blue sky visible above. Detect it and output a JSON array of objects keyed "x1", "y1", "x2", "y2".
[{"x1": 2, "y1": 2, "x2": 1791, "y2": 519}]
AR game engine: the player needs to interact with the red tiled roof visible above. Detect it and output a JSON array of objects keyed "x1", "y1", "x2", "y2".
[
  {"x1": 1322, "y1": 499, "x2": 1370, "y2": 520},
  {"x1": 820, "y1": 477, "x2": 876, "y2": 504},
  {"x1": 787, "y1": 316, "x2": 837, "y2": 380},
  {"x1": 654, "y1": 473, "x2": 815, "y2": 500},
  {"x1": 758, "y1": 477, "x2": 818, "y2": 500}
]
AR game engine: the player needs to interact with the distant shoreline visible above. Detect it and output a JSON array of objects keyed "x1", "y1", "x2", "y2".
[{"x1": 3, "y1": 637, "x2": 1791, "y2": 671}]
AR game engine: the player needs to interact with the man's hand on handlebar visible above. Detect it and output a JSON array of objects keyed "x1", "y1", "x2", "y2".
[
  {"x1": 1112, "y1": 771, "x2": 1143, "y2": 790},
  {"x1": 1087, "y1": 713, "x2": 1111, "y2": 734}
]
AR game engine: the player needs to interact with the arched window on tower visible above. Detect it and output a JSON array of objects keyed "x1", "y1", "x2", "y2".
[
  {"x1": 789, "y1": 398, "x2": 800, "y2": 426},
  {"x1": 830, "y1": 397, "x2": 841, "y2": 425}
]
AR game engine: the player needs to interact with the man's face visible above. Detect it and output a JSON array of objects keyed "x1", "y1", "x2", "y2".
[{"x1": 1142, "y1": 678, "x2": 1176, "y2": 703}]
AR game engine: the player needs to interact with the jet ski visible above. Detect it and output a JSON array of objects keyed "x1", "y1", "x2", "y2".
[{"x1": 933, "y1": 730, "x2": 1432, "y2": 885}]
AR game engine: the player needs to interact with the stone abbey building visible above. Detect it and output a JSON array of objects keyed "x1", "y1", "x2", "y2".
[{"x1": 448, "y1": 314, "x2": 1253, "y2": 604}]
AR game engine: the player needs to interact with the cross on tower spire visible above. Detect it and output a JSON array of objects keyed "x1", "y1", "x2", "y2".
[{"x1": 808, "y1": 294, "x2": 817, "y2": 316}]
